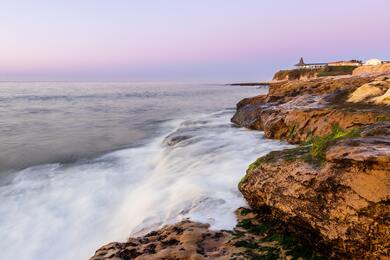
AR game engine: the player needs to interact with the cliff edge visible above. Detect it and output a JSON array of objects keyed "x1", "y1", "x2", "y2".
[
  {"x1": 91, "y1": 73, "x2": 389, "y2": 259},
  {"x1": 233, "y1": 74, "x2": 390, "y2": 258}
]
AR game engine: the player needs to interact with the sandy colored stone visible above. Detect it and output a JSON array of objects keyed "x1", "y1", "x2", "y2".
[
  {"x1": 372, "y1": 88, "x2": 390, "y2": 105},
  {"x1": 90, "y1": 209, "x2": 325, "y2": 259},
  {"x1": 353, "y1": 63, "x2": 390, "y2": 77},
  {"x1": 90, "y1": 221, "x2": 233, "y2": 260},
  {"x1": 239, "y1": 133, "x2": 390, "y2": 258},
  {"x1": 232, "y1": 76, "x2": 390, "y2": 144},
  {"x1": 348, "y1": 77, "x2": 390, "y2": 105}
]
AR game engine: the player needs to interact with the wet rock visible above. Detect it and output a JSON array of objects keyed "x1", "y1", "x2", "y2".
[
  {"x1": 233, "y1": 98, "x2": 383, "y2": 144},
  {"x1": 239, "y1": 131, "x2": 390, "y2": 258},
  {"x1": 90, "y1": 221, "x2": 232, "y2": 259},
  {"x1": 361, "y1": 121, "x2": 390, "y2": 137},
  {"x1": 164, "y1": 134, "x2": 193, "y2": 146},
  {"x1": 232, "y1": 76, "x2": 390, "y2": 144},
  {"x1": 90, "y1": 209, "x2": 325, "y2": 259}
]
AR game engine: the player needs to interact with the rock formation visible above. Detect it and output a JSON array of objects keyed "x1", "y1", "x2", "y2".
[
  {"x1": 233, "y1": 74, "x2": 390, "y2": 258},
  {"x1": 239, "y1": 123, "x2": 390, "y2": 258},
  {"x1": 352, "y1": 63, "x2": 390, "y2": 77},
  {"x1": 348, "y1": 76, "x2": 390, "y2": 105},
  {"x1": 92, "y1": 71, "x2": 390, "y2": 259},
  {"x1": 232, "y1": 76, "x2": 388, "y2": 143},
  {"x1": 91, "y1": 208, "x2": 326, "y2": 259}
]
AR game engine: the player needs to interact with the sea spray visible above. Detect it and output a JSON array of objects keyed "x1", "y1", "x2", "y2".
[{"x1": 0, "y1": 111, "x2": 291, "y2": 260}]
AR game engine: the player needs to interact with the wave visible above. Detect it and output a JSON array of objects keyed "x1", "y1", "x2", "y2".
[{"x1": 0, "y1": 110, "x2": 291, "y2": 260}]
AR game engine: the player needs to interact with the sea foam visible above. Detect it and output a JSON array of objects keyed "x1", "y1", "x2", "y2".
[{"x1": 0, "y1": 111, "x2": 291, "y2": 260}]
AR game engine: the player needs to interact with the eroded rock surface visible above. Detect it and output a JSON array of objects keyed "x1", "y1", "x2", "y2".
[
  {"x1": 90, "y1": 209, "x2": 325, "y2": 260},
  {"x1": 90, "y1": 221, "x2": 232, "y2": 260},
  {"x1": 233, "y1": 75, "x2": 390, "y2": 258},
  {"x1": 239, "y1": 124, "x2": 390, "y2": 258},
  {"x1": 353, "y1": 63, "x2": 390, "y2": 77},
  {"x1": 232, "y1": 76, "x2": 390, "y2": 143},
  {"x1": 348, "y1": 76, "x2": 390, "y2": 105},
  {"x1": 92, "y1": 74, "x2": 390, "y2": 260}
]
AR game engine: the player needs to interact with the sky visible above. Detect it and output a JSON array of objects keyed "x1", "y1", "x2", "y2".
[{"x1": 0, "y1": 0, "x2": 389, "y2": 82}]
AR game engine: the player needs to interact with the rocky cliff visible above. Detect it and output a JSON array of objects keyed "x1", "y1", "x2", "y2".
[
  {"x1": 233, "y1": 75, "x2": 390, "y2": 258},
  {"x1": 353, "y1": 63, "x2": 390, "y2": 77},
  {"x1": 239, "y1": 123, "x2": 390, "y2": 258},
  {"x1": 273, "y1": 66, "x2": 357, "y2": 81},
  {"x1": 273, "y1": 68, "x2": 322, "y2": 81},
  {"x1": 91, "y1": 208, "x2": 326, "y2": 259},
  {"x1": 232, "y1": 76, "x2": 388, "y2": 143},
  {"x1": 91, "y1": 74, "x2": 389, "y2": 259}
]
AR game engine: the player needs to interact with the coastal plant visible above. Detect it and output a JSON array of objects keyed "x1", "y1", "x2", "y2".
[
  {"x1": 318, "y1": 66, "x2": 357, "y2": 77},
  {"x1": 307, "y1": 124, "x2": 360, "y2": 165},
  {"x1": 239, "y1": 146, "x2": 311, "y2": 189},
  {"x1": 240, "y1": 125, "x2": 360, "y2": 190},
  {"x1": 288, "y1": 124, "x2": 297, "y2": 139},
  {"x1": 262, "y1": 233, "x2": 325, "y2": 260},
  {"x1": 376, "y1": 115, "x2": 390, "y2": 122},
  {"x1": 273, "y1": 68, "x2": 323, "y2": 81},
  {"x1": 239, "y1": 156, "x2": 269, "y2": 189}
]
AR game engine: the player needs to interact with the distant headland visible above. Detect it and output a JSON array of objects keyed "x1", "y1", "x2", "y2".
[
  {"x1": 230, "y1": 57, "x2": 390, "y2": 86},
  {"x1": 92, "y1": 60, "x2": 390, "y2": 259}
]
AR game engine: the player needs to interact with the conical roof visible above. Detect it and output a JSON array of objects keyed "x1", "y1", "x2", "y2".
[{"x1": 295, "y1": 57, "x2": 305, "y2": 66}]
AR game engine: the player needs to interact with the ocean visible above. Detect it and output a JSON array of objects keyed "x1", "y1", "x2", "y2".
[{"x1": 0, "y1": 82, "x2": 291, "y2": 259}]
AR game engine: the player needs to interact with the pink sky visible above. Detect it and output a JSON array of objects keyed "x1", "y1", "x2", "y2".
[{"x1": 0, "y1": 0, "x2": 389, "y2": 81}]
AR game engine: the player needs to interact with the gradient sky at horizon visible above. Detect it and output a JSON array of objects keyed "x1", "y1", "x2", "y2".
[{"x1": 1, "y1": 0, "x2": 389, "y2": 82}]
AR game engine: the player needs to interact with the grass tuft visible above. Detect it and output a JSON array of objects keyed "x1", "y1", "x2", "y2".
[{"x1": 307, "y1": 124, "x2": 360, "y2": 165}]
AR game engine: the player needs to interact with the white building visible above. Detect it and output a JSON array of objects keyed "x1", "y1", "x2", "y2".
[
  {"x1": 364, "y1": 59, "x2": 383, "y2": 66},
  {"x1": 294, "y1": 57, "x2": 327, "y2": 69}
]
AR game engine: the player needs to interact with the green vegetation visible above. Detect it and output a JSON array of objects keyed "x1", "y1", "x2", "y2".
[
  {"x1": 376, "y1": 115, "x2": 390, "y2": 122},
  {"x1": 241, "y1": 125, "x2": 361, "y2": 179},
  {"x1": 273, "y1": 68, "x2": 322, "y2": 81},
  {"x1": 239, "y1": 208, "x2": 251, "y2": 216},
  {"x1": 247, "y1": 146, "x2": 309, "y2": 170},
  {"x1": 233, "y1": 240, "x2": 258, "y2": 249},
  {"x1": 263, "y1": 233, "x2": 325, "y2": 260},
  {"x1": 288, "y1": 124, "x2": 297, "y2": 139},
  {"x1": 237, "y1": 219, "x2": 271, "y2": 234},
  {"x1": 273, "y1": 66, "x2": 357, "y2": 81},
  {"x1": 233, "y1": 212, "x2": 326, "y2": 260},
  {"x1": 306, "y1": 124, "x2": 360, "y2": 165},
  {"x1": 239, "y1": 146, "x2": 310, "y2": 189},
  {"x1": 318, "y1": 66, "x2": 357, "y2": 77}
]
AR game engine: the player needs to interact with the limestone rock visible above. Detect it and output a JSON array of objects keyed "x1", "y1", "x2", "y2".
[
  {"x1": 348, "y1": 76, "x2": 390, "y2": 105},
  {"x1": 352, "y1": 63, "x2": 390, "y2": 77},
  {"x1": 239, "y1": 130, "x2": 390, "y2": 258},
  {"x1": 232, "y1": 76, "x2": 390, "y2": 144},
  {"x1": 90, "y1": 209, "x2": 325, "y2": 259},
  {"x1": 90, "y1": 221, "x2": 232, "y2": 260}
]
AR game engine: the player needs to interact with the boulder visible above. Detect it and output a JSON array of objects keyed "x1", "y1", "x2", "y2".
[
  {"x1": 348, "y1": 76, "x2": 390, "y2": 105},
  {"x1": 232, "y1": 76, "x2": 390, "y2": 144},
  {"x1": 353, "y1": 63, "x2": 390, "y2": 77},
  {"x1": 90, "y1": 208, "x2": 325, "y2": 259},
  {"x1": 232, "y1": 94, "x2": 385, "y2": 144},
  {"x1": 239, "y1": 126, "x2": 390, "y2": 258}
]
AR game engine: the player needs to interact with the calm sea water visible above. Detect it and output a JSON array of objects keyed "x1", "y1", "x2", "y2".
[
  {"x1": 0, "y1": 82, "x2": 291, "y2": 260},
  {"x1": 0, "y1": 82, "x2": 259, "y2": 173}
]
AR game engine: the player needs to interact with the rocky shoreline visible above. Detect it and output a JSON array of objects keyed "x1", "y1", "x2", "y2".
[{"x1": 91, "y1": 71, "x2": 389, "y2": 259}]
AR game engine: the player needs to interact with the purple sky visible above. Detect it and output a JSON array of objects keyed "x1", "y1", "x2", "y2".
[{"x1": 1, "y1": 0, "x2": 389, "y2": 82}]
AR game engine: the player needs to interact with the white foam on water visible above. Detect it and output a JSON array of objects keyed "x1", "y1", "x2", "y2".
[{"x1": 0, "y1": 111, "x2": 292, "y2": 260}]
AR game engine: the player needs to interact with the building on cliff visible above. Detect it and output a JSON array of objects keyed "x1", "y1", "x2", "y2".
[
  {"x1": 328, "y1": 60, "x2": 362, "y2": 66},
  {"x1": 295, "y1": 57, "x2": 362, "y2": 69},
  {"x1": 294, "y1": 57, "x2": 327, "y2": 69},
  {"x1": 363, "y1": 58, "x2": 389, "y2": 66}
]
